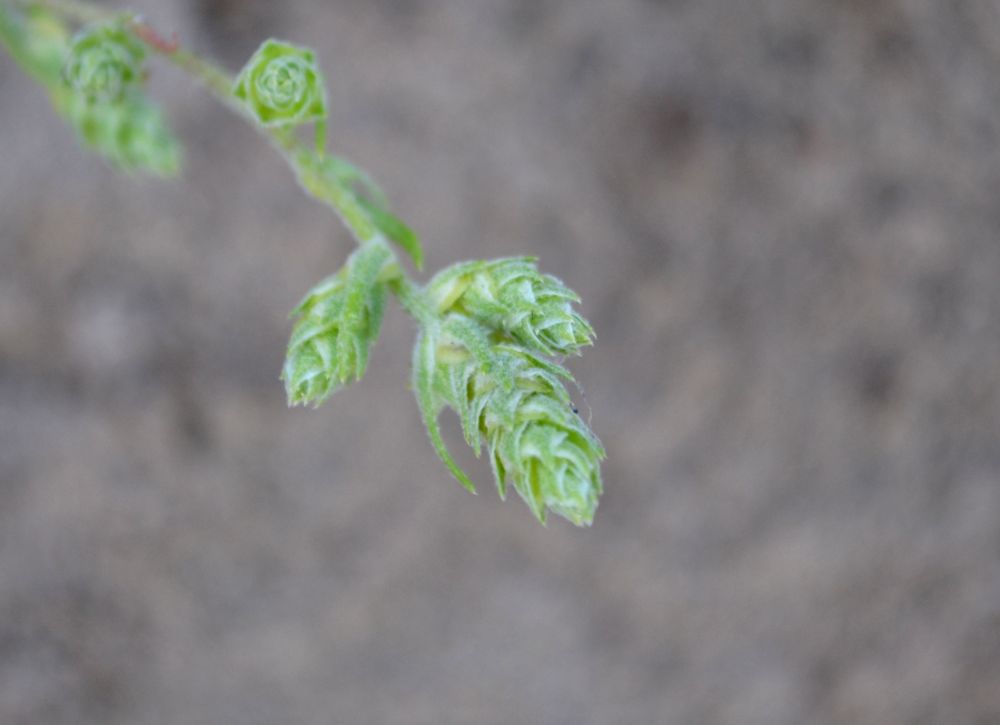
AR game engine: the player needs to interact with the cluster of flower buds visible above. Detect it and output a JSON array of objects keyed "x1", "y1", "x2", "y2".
[
  {"x1": 0, "y1": 4, "x2": 606, "y2": 526},
  {"x1": 59, "y1": 20, "x2": 180, "y2": 175},
  {"x1": 0, "y1": 8, "x2": 180, "y2": 175},
  {"x1": 283, "y1": 239, "x2": 394, "y2": 406},
  {"x1": 415, "y1": 260, "x2": 603, "y2": 526}
]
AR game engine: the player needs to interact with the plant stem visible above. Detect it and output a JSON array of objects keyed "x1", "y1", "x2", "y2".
[
  {"x1": 25, "y1": 0, "x2": 103, "y2": 23},
  {"x1": 0, "y1": 4, "x2": 39, "y2": 81},
  {"x1": 387, "y1": 275, "x2": 436, "y2": 328}
]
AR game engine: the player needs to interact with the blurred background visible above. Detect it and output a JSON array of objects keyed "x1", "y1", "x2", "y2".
[{"x1": 2, "y1": 0, "x2": 999, "y2": 723}]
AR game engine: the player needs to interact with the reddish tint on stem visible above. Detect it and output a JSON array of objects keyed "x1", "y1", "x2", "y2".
[{"x1": 129, "y1": 21, "x2": 178, "y2": 54}]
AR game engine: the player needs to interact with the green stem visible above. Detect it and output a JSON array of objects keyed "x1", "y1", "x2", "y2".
[
  {"x1": 165, "y1": 47, "x2": 239, "y2": 109},
  {"x1": 314, "y1": 118, "x2": 326, "y2": 157},
  {"x1": 388, "y1": 275, "x2": 436, "y2": 328},
  {"x1": 24, "y1": 0, "x2": 103, "y2": 23},
  {"x1": 0, "y1": 4, "x2": 37, "y2": 80}
]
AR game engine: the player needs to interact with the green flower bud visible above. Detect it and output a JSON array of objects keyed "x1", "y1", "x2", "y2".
[
  {"x1": 428, "y1": 258, "x2": 594, "y2": 357},
  {"x1": 234, "y1": 39, "x2": 326, "y2": 127},
  {"x1": 494, "y1": 396, "x2": 604, "y2": 526},
  {"x1": 415, "y1": 317, "x2": 604, "y2": 526},
  {"x1": 283, "y1": 239, "x2": 393, "y2": 406},
  {"x1": 63, "y1": 23, "x2": 145, "y2": 103}
]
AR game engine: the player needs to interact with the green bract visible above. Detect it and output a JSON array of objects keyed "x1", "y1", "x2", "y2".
[
  {"x1": 234, "y1": 39, "x2": 326, "y2": 127},
  {"x1": 428, "y1": 258, "x2": 594, "y2": 357},
  {"x1": 63, "y1": 22, "x2": 145, "y2": 103},
  {"x1": 283, "y1": 239, "x2": 393, "y2": 406},
  {"x1": 414, "y1": 318, "x2": 604, "y2": 526},
  {"x1": 60, "y1": 91, "x2": 181, "y2": 175}
]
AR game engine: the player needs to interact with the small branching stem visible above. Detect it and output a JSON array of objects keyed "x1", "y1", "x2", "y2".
[
  {"x1": 1, "y1": 0, "x2": 604, "y2": 526},
  {"x1": 386, "y1": 274, "x2": 436, "y2": 328},
  {"x1": 22, "y1": 0, "x2": 428, "y2": 315},
  {"x1": 25, "y1": 0, "x2": 101, "y2": 23}
]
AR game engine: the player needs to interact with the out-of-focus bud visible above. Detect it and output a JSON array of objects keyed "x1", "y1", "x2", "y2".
[{"x1": 63, "y1": 22, "x2": 145, "y2": 103}]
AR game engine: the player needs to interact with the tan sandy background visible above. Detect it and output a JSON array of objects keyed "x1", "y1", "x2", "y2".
[{"x1": 1, "y1": 1, "x2": 999, "y2": 723}]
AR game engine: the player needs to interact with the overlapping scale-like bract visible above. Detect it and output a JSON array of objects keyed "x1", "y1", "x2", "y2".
[
  {"x1": 427, "y1": 258, "x2": 593, "y2": 357},
  {"x1": 414, "y1": 317, "x2": 604, "y2": 526},
  {"x1": 59, "y1": 91, "x2": 181, "y2": 175},
  {"x1": 283, "y1": 239, "x2": 392, "y2": 406},
  {"x1": 234, "y1": 39, "x2": 326, "y2": 127}
]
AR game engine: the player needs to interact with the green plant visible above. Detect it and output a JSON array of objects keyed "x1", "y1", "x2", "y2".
[{"x1": 0, "y1": 0, "x2": 604, "y2": 526}]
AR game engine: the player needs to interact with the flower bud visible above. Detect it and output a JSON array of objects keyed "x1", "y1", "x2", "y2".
[
  {"x1": 493, "y1": 397, "x2": 604, "y2": 526},
  {"x1": 234, "y1": 39, "x2": 326, "y2": 127},
  {"x1": 63, "y1": 23, "x2": 145, "y2": 103},
  {"x1": 283, "y1": 240, "x2": 392, "y2": 406},
  {"x1": 428, "y1": 258, "x2": 593, "y2": 357}
]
